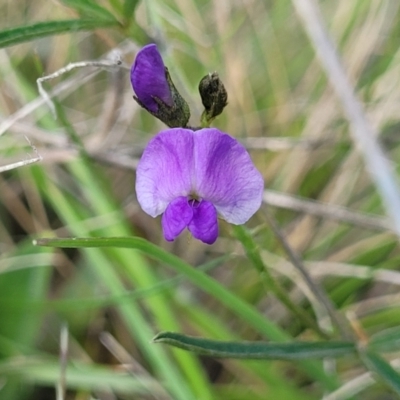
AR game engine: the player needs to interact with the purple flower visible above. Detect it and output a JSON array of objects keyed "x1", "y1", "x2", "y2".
[
  {"x1": 131, "y1": 44, "x2": 172, "y2": 113},
  {"x1": 130, "y1": 44, "x2": 190, "y2": 127},
  {"x1": 136, "y1": 128, "x2": 264, "y2": 244}
]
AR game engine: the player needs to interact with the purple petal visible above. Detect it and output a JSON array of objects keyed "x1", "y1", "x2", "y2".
[
  {"x1": 162, "y1": 197, "x2": 193, "y2": 241},
  {"x1": 135, "y1": 128, "x2": 195, "y2": 217},
  {"x1": 131, "y1": 44, "x2": 172, "y2": 112},
  {"x1": 187, "y1": 200, "x2": 218, "y2": 244},
  {"x1": 193, "y1": 128, "x2": 264, "y2": 224}
]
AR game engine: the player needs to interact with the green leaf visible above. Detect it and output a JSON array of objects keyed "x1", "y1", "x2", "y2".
[
  {"x1": 369, "y1": 326, "x2": 400, "y2": 352},
  {"x1": 232, "y1": 225, "x2": 329, "y2": 338},
  {"x1": 0, "y1": 19, "x2": 120, "y2": 49},
  {"x1": 33, "y1": 237, "x2": 283, "y2": 336},
  {"x1": 361, "y1": 350, "x2": 400, "y2": 395},
  {"x1": 61, "y1": 0, "x2": 117, "y2": 20},
  {"x1": 1, "y1": 255, "x2": 228, "y2": 313},
  {"x1": 33, "y1": 236, "x2": 341, "y2": 388},
  {"x1": 0, "y1": 356, "x2": 162, "y2": 395},
  {"x1": 152, "y1": 332, "x2": 356, "y2": 359},
  {"x1": 123, "y1": 0, "x2": 140, "y2": 20}
]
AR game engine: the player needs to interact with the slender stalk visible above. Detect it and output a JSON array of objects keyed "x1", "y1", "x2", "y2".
[
  {"x1": 56, "y1": 323, "x2": 68, "y2": 400},
  {"x1": 291, "y1": 0, "x2": 400, "y2": 239},
  {"x1": 232, "y1": 225, "x2": 330, "y2": 339},
  {"x1": 263, "y1": 208, "x2": 353, "y2": 340},
  {"x1": 263, "y1": 190, "x2": 392, "y2": 232}
]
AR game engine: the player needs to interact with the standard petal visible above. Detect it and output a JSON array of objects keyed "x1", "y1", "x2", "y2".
[
  {"x1": 162, "y1": 197, "x2": 193, "y2": 241},
  {"x1": 131, "y1": 44, "x2": 172, "y2": 112},
  {"x1": 136, "y1": 128, "x2": 195, "y2": 217},
  {"x1": 193, "y1": 128, "x2": 264, "y2": 224},
  {"x1": 188, "y1": 200, "x2": 218, "y2": 244}
]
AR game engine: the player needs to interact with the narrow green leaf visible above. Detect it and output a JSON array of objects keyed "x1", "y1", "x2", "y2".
[
  {"x1": 33, "y1": 236, "x2": 340, "y2": 388},
  {"x1": 61, "y1": 0, "x2": 117, "y2": 21},
  {"x1": 361, "y1": 350, "x2": 400, "y2": 395},
  {"x1": 33, "y1": 237, "x2": 295, "y2": 339},
  {"x1": 1, "y1": 255, "x2": 228, "y2": 312},
  {"x1": 232, "y1": 225, "x2": 329, "y2": 338},
  {"x1": 369, "y1": 326, "x2": 400, "y2": 352},
  {"x1": 0, "y1": 356, "x2": 162, "y2": 395},
  {"x1": 32, "y1": 176, "x2": 200, "y2": 400},
  {"x1": 123, "y1": 0, "x2": 140, "y2": 20},
  {"x1": 152, "y1": 332, "x2": 356, "y2": 359},
  {"x1": 0, "y1": 19, "x2": 119, "y2": 49}
]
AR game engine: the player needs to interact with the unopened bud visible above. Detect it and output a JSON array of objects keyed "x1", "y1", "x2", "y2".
[
  {"x1": 131, "y1": 44, "x2": 191, "y2": 128},
  {"x1": 149, "y1": 67, "x2": 191, "y2": 128},
  {"x1": 199, "y1": 72, "x2": 228, "y2": 126}
]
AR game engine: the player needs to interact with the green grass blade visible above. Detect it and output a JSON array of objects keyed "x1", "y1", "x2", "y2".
[
  {"x1": 123, "y1": 0, "x2": 140, "y2": 20},
  {"x1": 34, "y1": 236, "x2": 340, "y2": 389},
  {"x1": 153, "y1": 332, "x2": 356, "y2": 360},
  {"x1": 31, "y1": 171, "x2": 199, "y2": 400},
  {"x1": 369, "y1": 326, "x2": 400, "y2": 352},
  {"x1": 232, "y1": 225, "x2": 330, "y2": 338},
  {"x1": 178, "y1": 304, "x2": 313, "y2": 400},
  {"x1": 0, "y1": 356, "x2": 165, "y2": 396},
  {"x1": 34, "y1": 236, "x2": 289, "y2": 340},
  {"x1": 1, "y1": 256, "x2": 228, "y2": 313},
  {"x1": 0, "y1": 19, "x2": 120, "y2": 48},
  {"x1": 361, "y1": 350, "x2": 400, "y2": 395},
  {"x1": 61, "y1": 0, "x2": 117, "y2": 20}
]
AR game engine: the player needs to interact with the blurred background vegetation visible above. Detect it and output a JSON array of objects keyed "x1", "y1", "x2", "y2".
[{"x1": 1, "y1": 0, "x2": 400, "y2": 399}]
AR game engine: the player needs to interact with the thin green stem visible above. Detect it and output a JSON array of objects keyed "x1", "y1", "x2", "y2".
[
  {"x1": 263, "y1": 207, "x2": 353, "y2": 340},
  {"x1": 232, "y1": 225, "x2": 330, "y2": 339}
]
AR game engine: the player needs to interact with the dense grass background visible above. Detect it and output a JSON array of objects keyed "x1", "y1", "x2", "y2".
[{"x1": 1, "y1": 0, "x2": 400, "y2": 399}]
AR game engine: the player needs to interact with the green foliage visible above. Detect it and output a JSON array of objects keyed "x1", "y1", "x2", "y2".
[
  {"x1": 60, "y1": 0, "x2": 117, "y2": 20},
  {"x1": 122, "y1": 0, "x2": 140, "y2": 21},
  {"x1": 153, "y1": 331, "x2": 356, "y2": 359},
  {"x1": 361, "y1": 351, "x2": 400, "y2": 396},
  {"x1": 0, "y1": 19, "x2": 120, "y2": 48}
]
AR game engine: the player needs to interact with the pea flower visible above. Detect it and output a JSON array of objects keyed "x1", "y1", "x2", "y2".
[
  {"x1": 136, "y1": 128, "x2": 264, "y2": 244},
  {"x1": 130, "y1": 44, "x2": 190, "y2": 128}
]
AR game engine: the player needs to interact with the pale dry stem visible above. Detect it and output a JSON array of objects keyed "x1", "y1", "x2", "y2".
[{"x1": 291, "y1": 0, "x2": 400, "y2": 238}]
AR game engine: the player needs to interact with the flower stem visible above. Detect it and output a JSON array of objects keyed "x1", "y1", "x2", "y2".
[{"x1": 200, "y1": 110, "x2": 211, "y2": 128}]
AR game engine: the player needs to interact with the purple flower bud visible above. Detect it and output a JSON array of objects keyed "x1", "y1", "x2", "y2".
[
  {"x1": 136, "y1": 128, "x2": 264, "y2": 244},
  {"x1": 130, "y1": 44, "x2": 191, "y2": 127},
  {"x1": 131, "y1": 44, "x2": 172, "y2": 113}
]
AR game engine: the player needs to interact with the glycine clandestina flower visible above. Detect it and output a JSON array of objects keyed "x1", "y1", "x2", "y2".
[
  {"x1": 130, "y1": 44, "x2": 190, "y2": 128},
  {"x1": 136, "y1": 128, "x2": 264, "y2": 244}
]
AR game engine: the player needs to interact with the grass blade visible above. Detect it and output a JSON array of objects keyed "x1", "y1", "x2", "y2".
[
  {"x1": 123, "y1": 0, "x2": 140, "y2": 20},
  {"x1": 0, "y1": 356, "x2": 164, "y2": 396},
  {"x1": 361, "y1": 350, "x2": 400, "y2": 395},
  {"x1": 369, "y1": 326, "x2": 400, "y2": 352},
  {"x1": 291, "y1": 0, "x2": 400, "y2": 238},
  {"x1": 61, "y1": 0, "x2": 117, "y2": 20},
  {"x1": 34, "y1": 236, "x2": 342, "y2": 389},
  {"x1": 0, "y1": 19, "x2": 120, "y2": 48},
  {"x1": 152, "y1": 332, "x2": 356, "y2": 360},
  {"x1": 34, "y1": 236, "x2": 290, "y2": 340}
]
